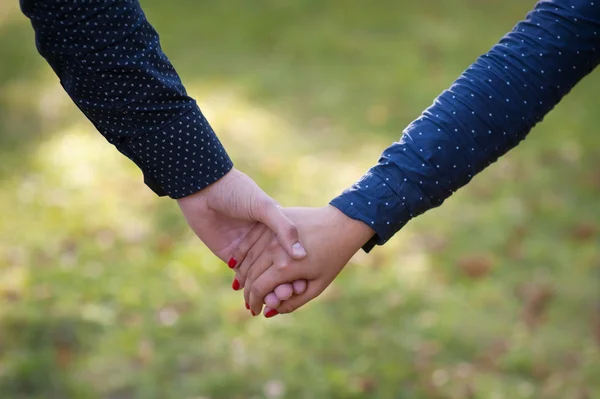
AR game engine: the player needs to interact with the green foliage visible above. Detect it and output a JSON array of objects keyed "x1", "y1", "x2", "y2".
[{"x1": 0, "y1": 1, "x2": 598, "y2": 398}]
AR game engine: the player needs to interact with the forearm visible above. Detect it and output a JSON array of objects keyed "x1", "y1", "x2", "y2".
[
  {"x1": 326, "y1": 205, "x2": 375, "y2": 252},
  {"x1": 21, "y1": 0, "x2": 232, "y2": 198},
  {"x1": 331, "y1": 0, "x2": 600, "y2": 251}
]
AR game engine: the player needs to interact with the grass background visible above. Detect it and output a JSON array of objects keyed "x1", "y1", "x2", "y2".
[{"x1": 0, "y1": 1, "x2": 599, "y2": 398}]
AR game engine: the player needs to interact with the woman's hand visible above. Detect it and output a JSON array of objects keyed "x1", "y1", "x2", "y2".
[
  {"x1": 234, "y1": 205, "x2": 375, "y2": 317},
  {"x1": 177, "y1": 168, "x2": 307, "y2": 263}
]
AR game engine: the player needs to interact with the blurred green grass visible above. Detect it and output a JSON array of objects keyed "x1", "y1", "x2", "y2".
[{"x1": 0, "y1": 1, "x2": 599, "y2": 398}]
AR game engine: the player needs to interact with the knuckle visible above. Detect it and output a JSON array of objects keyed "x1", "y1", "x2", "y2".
[
  {"x1": 250, "y1": 282, "x2": 264, "y2": 299},
  {"x1": 244, "y1": 269, "x2": 256, "y2": 286},
  {"x1": 267, "y1": 238, "x2": 279, "y2": 251},
  {"x1": 285, "y1": 224, "x2": 299, "y2": 238},
  {"x1": 276, "y1": 261, "x2": 290, "y2": 272},
  {"x1": 244, "y1": 248, "x2": 258, "y2": 267},
  {"x1": 239, "y1": 258, "x2": 258, "y2": 281},
  {"x1": 235, "y1": 241, "x2": 251, "y2": 259},
  {"x1": 255, "y1": 197, "x2": 273, "y2": 216}
]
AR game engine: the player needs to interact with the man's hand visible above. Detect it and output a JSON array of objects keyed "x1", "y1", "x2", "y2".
[
  {"x1": 234, "y1": 205, "x2": 375, "y2": 316},
  {"x1": 176, "y1": 168, "x2": 307, "y2": 263}
]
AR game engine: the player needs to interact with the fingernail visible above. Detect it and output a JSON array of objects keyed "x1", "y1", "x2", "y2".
[
  {"x1": 265, "y1": 309, "x2": 279, "y2": 318},
  {"x1": 245, "y1": 302, "x2": 250, "y2": 310},
  {"x1": 228, "y1": 257, "x2": 237, "y2": 269},
  {"x1": 251, "y1": 310, "x2": 257, "y2": 316},
  {"x1": 292, "y1": 242, "x2": 306, "y2": 257},
  {"x1": 232, "y1": 279, "x2": 240, "y2": 290}
]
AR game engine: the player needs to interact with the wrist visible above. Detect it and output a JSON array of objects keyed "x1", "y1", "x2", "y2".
[
  {"x1": 176, "y1": 168, "x2": 237, "y2": 212},
  {"x1": 175, "y1": 181, "x2": 212, "y2": 217},
  {"x1": 321, "y1": 205, "x2": 375, "y2": 250}
]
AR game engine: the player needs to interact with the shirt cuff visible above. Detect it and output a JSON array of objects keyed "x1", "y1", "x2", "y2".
[
  {"x1": 330, "y1": 171, "x2": 412, "y2": 253},
  {"x1": 125, "y1": 106, "x2": 233, "y2": 199}
]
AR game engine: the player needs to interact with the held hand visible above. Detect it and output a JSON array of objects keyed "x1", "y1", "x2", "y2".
[
  {"x1": 176, "y1": 168, "x2": 307, "y2": 263},
  {"x1": 234, "y1": 205, "x2": 374, "y2": 316}
]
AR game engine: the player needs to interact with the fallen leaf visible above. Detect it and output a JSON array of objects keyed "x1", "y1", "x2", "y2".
[
  {"x1": 463, "y1": 382, "x2": 476, "y2": 399},
  {"x1": 156, "y1": 236, "x2": 176, "y2": 254},
  {"x1": 519, "y1": 283, "x2": 555, "y2": 331},
  {"x1": 592, "y1": 303, "x2": 600, "y2": 348},
  {"x1": 530, "y1": 361, "x2": 551, "y2": 380},
  {"x1": 579, "y1": 388, "x2": 591, "y2": 399},
  {"x1": 2, "y1": 290, "x2": 20, "y2": 302},
  {"x1": 476, "y1": 339, "x2": 510, "y2": 370},
  {"x1": 54, "y1": 343, "x2": 72, "y2": 369},
  {"x1": 571, "y1": 223, "x2": 598, "y2": 242},
  {"x1": 414, "y1": 341, "x2": 440, "y2": 371},
  {"x1": 563, "y1": 351, "x2": 581, "y2": 370},
  {"x1": 358, "y1": 376, "x2": 376, "y2": 394},
  {"x1": 457, "y1": 254, "x2": 494, "y2": 279},
  {"x1": 584, "y1": 170, "x2": 600, "y2": 192}
]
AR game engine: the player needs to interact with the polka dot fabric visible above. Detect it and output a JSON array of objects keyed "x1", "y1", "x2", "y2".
[
  {"x1": 21, "y1": 0, "x2": 233, "y2": 198},
  {"x1": 331, "y1": 0, "x2": 600, "y2": 252}
]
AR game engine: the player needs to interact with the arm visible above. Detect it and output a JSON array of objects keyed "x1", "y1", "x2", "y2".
[
  {"x1": 20, "y1": 0, "x2": 230, "y2": 198},
  {"x1": 21, "y1": 0, "x2": 307, "y2": 259},
  {"x1": 238, "y1": 0, "x2": 600, "y2": 316},
  {"x1": 331, "y1": 0, "x2": 600, "y2": 251}
]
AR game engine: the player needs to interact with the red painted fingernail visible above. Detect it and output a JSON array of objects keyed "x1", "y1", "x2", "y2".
[
  {"x1": 228, "y1": 257, "x2": 237, "y2": 269},
  {"x1": 232, "y1": 279, "x2": 240, "y2": 290},
  {"x1": 251, "y1": 310, "x2": 257, "y2": 316},
  {"x1": 245, "y1": 302, "x2": 250, "y2": 310},
  {"x1": 265, "y1": 309, "x2": 279, "y2": 318}
]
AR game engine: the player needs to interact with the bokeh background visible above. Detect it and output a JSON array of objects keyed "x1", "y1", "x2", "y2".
[{"x1": 1, "y1": 1, "x2": 599, "y2": 398}]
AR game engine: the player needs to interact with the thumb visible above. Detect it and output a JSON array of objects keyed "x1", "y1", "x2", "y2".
[{"x1": 258, "y1": 200, "x2": 307, "y2": 260}]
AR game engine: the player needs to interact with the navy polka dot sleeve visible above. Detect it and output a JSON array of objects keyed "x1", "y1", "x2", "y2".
[
  {"x1": 21, "y1": 0, "x2": 233, "y2": 199},
  {"x1": 331, "y1": 0, "x2": 600, "y2": 252}
]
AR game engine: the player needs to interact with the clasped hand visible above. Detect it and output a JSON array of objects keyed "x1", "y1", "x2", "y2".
[
  {"x1": 176, "y1": 168, "x2": 373, "y2": 318},
  {"x1": 230, "y1": 206, "x2": 374, "y2": 317}
]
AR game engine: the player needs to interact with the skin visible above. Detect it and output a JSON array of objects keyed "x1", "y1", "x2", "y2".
[
  {"x1": 234, "y1": 205, "x2": 375, "y2": 316},
  {"x1": 229, "y1": 222, "x2": 308, "y2": 306},
  {"x1": 176, "y1": 168, "x2": 308, "y2": 267}
]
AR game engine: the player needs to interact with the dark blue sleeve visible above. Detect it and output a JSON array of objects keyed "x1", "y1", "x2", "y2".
[
  {"x1": 330, "y1": 0, "x2": 600, "y2": 252},
  {"x1": 20, "y1": 0, "x2": 233, "y2": 199}
]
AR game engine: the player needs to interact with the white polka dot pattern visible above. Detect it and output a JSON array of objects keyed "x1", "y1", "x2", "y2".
[
  {"x1": 331, "y1": 0, "x2": 600, "y2": 252},
  {"x1": 21, "y1": 0, "x2": 233, "y2": 198}
]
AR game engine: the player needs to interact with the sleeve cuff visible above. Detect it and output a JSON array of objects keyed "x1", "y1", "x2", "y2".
[
  {"x1": 126, "y1": 106, "x2": 233, "y2": 199},
  {"x1": 329, "y1": 171, "x2": 412, "y2": 253}
]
